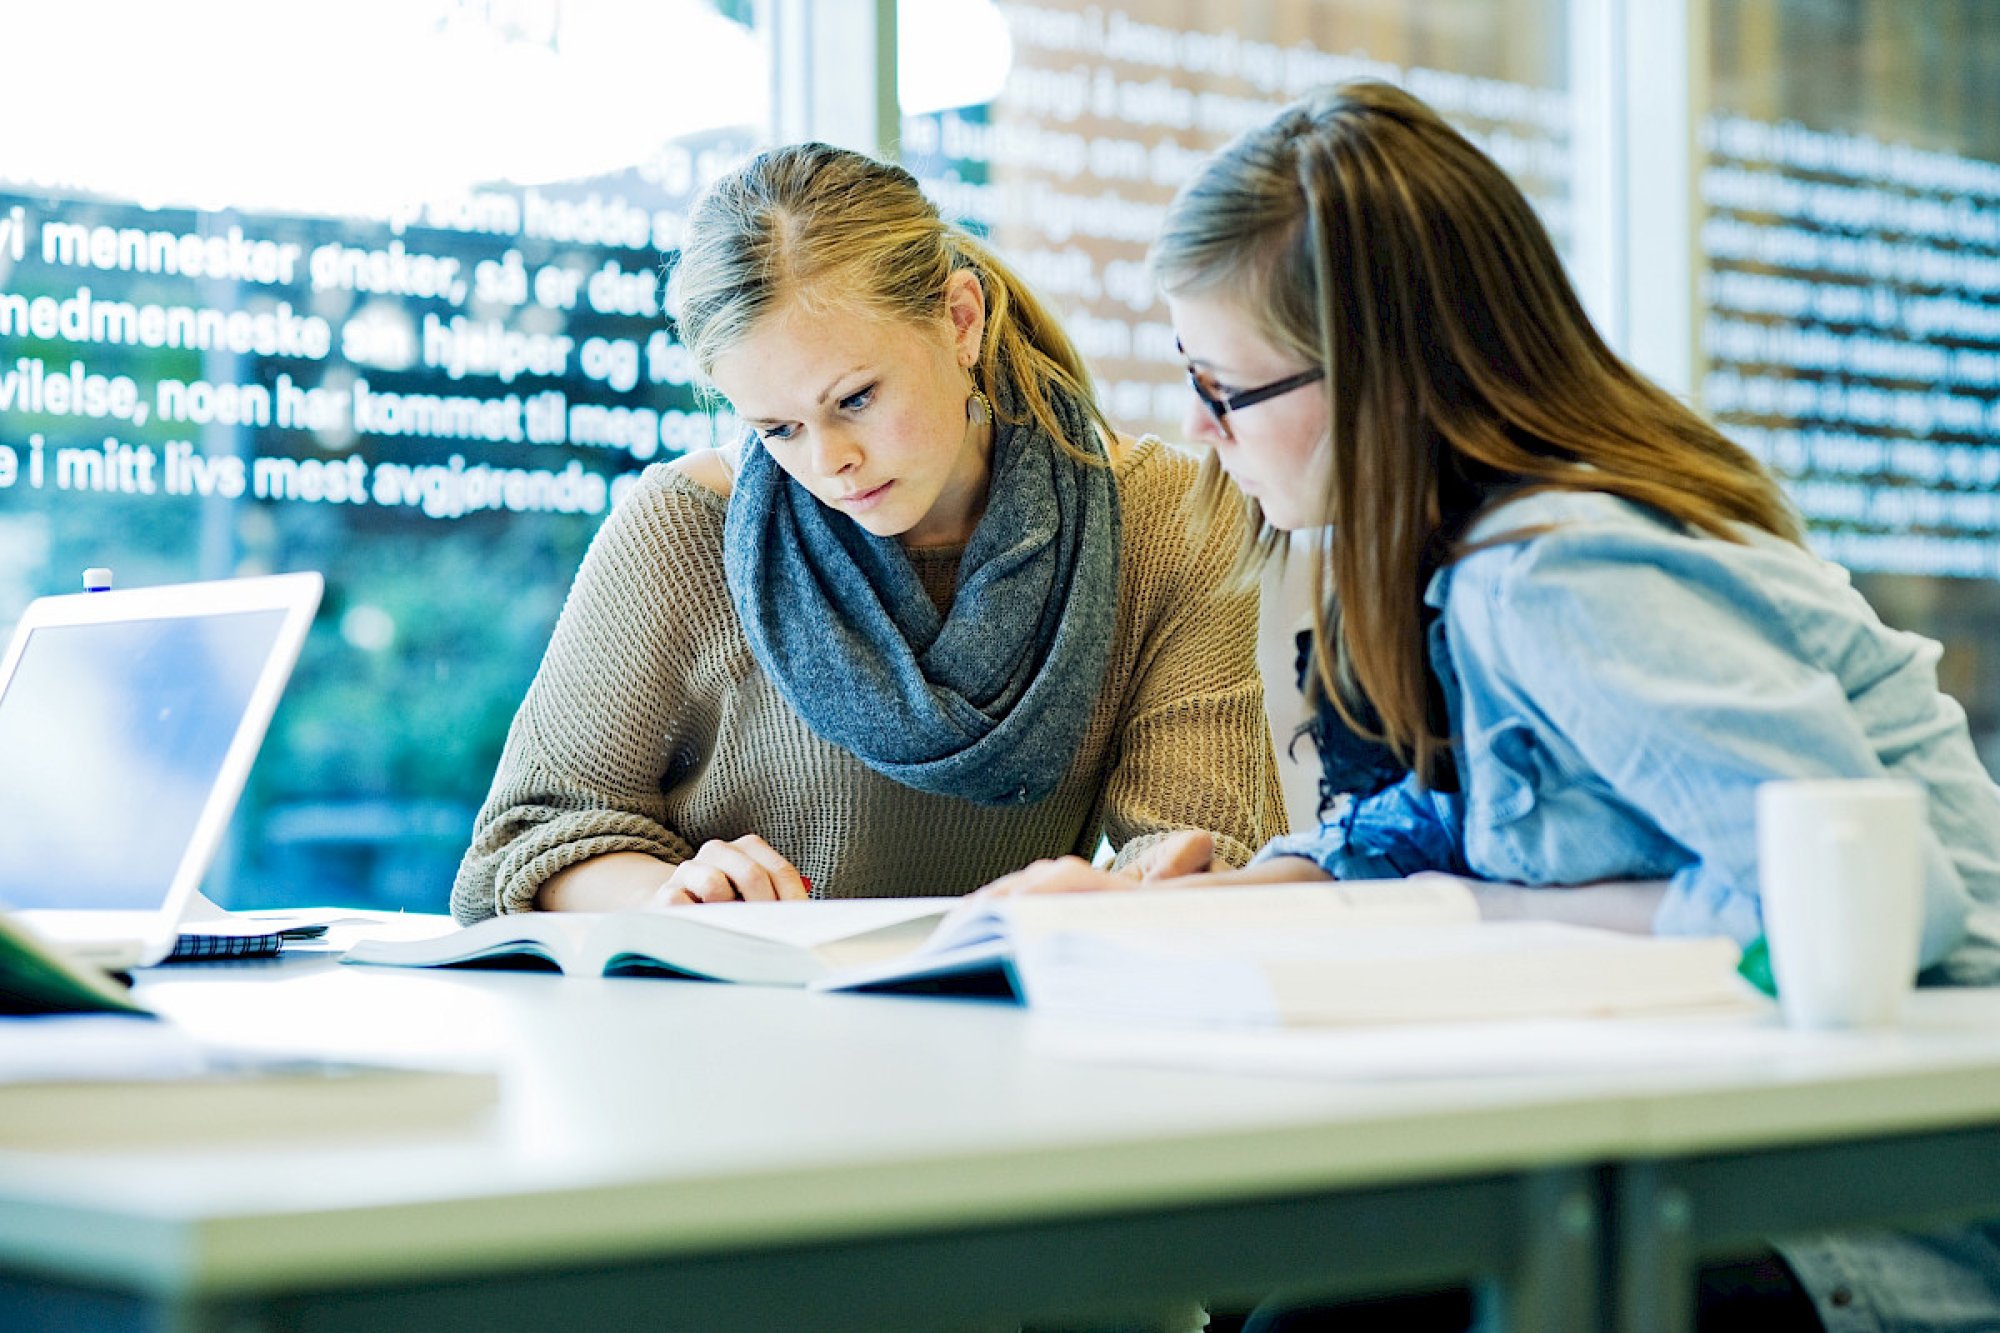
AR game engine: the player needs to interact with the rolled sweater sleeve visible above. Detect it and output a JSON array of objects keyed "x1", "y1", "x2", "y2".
[{"x1": 450, "y1": 479, "x2": 720, "y2": 922}]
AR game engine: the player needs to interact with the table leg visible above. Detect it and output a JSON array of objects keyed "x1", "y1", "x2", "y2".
[
  {"x1": 1613, "y1": 1162, "x2": 1695, "y2": 1333},
  {"x1": 1477, "y1": 1165, "x2": 1607, "y2": 1333}
]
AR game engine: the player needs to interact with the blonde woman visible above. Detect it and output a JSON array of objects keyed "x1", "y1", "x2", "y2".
[{"x1": 451, "y1": 142, "x2": 1282, "y2": 918}]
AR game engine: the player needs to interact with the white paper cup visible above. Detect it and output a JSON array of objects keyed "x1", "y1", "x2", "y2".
[{"x1": 1756, "y1": 778, "x2": 1925, "y2": 1029}]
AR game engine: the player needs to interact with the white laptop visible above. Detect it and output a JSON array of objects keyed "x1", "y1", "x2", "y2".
[{"x1": 0, "y1": 572, "x2": 323, "y2": 968}]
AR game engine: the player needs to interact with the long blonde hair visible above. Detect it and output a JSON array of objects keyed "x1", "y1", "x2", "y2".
[
  {"x1": 668, "y1": 142, "x2": 1109, "y2": 458},
  {"x1": 1151, "y1": 81, "x2": 1801, "y2": 787}
]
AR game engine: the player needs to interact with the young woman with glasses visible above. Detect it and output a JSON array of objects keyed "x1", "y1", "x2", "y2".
[{"x1": 983, "y1": 79, "x2": 2000, "y2": 1333}]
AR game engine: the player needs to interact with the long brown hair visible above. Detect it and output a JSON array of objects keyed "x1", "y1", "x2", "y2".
[
  {"x1": 1150, "y1": 80, "x2": 1801, "y2": 787},
  {"x1": 668, "y1": 142, "x2": 1110, "y2": 459}
]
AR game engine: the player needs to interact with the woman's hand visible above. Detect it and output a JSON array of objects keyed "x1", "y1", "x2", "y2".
[
  {"x1": 1126, "y1": 829, "x2": 1221, "y2": 880},
  {"x1": 654, "y1": 835, "x2": 811, "y2": 905},
  {"x1": 976, "y1": 854, "x2": 1132, "y2": 898},
  {"x1": 976, "y1": 830, "x2": 1221, "y2": 899}
]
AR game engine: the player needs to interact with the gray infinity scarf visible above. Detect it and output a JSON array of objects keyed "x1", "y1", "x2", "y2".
[{"x1": 723, "y1": 379, "x2": 1119, "y2": 806}]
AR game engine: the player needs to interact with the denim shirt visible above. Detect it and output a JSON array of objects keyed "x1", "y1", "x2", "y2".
[
  {"x1": 1258, "y1": 490, "x2": 2000, "y2": 1330},
  {"x1": 1258, "y1": 488, "x2": 2000, "y2": 983}
]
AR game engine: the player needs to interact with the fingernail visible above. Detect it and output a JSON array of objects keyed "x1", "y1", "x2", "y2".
[{"x1": 801, "y1": 875, "x2": 814, "y2": 894}]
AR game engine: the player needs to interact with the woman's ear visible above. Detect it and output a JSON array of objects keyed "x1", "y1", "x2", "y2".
[{"x1": 944, "y1": 269, "x2": 987, "y2": 368}]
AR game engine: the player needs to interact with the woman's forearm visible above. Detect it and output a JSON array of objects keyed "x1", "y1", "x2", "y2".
[
  {"x1": 533, "y1": 852, "x2": 675, "y2": 912},
  {"x1": 1155, "y1": 855, "x2": 1334, "y2": 891}
]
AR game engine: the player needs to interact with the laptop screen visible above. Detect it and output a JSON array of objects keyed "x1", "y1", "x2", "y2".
[{"x1": 0, "y1": 609, "x2": 290, "y2": 911}]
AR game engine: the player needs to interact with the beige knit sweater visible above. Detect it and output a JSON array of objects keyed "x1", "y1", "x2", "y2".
[{"x1": 451, "y1": 436, "x2": 1284, "y2": 921}]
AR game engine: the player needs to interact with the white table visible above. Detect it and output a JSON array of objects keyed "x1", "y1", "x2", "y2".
[
  {"x1": 1043, "y1": 986, "x2": 2000, "y2": 1329},
  {"x1": 0, "y1": 952, "x2": 1642, "y2": 1331},
  {"x1": 1595, "y1": 987, "x2": 2000, "y2": 1332},
  {"x1": 3, "y1": 957, "x2": 1999, "y2": 1331}
]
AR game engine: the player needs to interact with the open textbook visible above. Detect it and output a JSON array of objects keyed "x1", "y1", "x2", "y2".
[
  {"x1": 345, "y1": 875, "x2": 1755, "y2": 1024},
  {"x1": 343, "y1": 897, "x2": 961, "y2": 987},
  {"x1": 813, "y1": 875, "x2": 1756, "y2": 1023}
]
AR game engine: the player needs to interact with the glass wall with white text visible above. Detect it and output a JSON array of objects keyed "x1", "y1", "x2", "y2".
[
  {"x1": 0, "y1": 0, "x2": 764, "y2": 907},
  {"x1": 1700, "y1": 0, "x2": 2000, "y2": 767},
  {"x1": 5, "y1": 1, "x2": 1995, "y2": 909}
]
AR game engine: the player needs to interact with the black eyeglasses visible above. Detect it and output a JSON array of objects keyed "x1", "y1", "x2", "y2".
[{"x1": 1177, "y1": 338, "x2": 1325, "y2": 434}]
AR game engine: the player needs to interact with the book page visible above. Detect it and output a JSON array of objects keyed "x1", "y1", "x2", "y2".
[
  {"x1": 912, "y1": 875, "x2": 1478, "y2": 961},
  {"x1": 644, "y1": 897, "x2": 959, "y2": 949},
  {"x1": 998, "y1": 875, "x2": 1481, "y2": 938},
  {"x1": 344, "y1": 911, "x2": 584, "y2": 969},
  {"x1": 1010, "y1": 921, "x2": 1755, "y2": 1027},
  {"x1": 1257, "y1": 925, "x2": 1753, "y2": 1024},
  {"x1": 345, "y1": 900, "x2": 958, "y2": 984}
]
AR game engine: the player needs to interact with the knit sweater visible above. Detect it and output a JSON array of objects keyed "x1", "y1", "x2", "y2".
[{"x1": 451, "y1": 436, "x2": 1284, "y2": 921}]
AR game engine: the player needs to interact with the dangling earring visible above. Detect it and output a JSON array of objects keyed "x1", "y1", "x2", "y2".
[{"x1": 965, "y1": 379, "x2": 993, "y2": 426}]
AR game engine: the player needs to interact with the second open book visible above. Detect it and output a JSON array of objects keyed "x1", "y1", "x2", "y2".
[{"x1": 344, "y1": 876, "x2": 1758, "y2": 1024}]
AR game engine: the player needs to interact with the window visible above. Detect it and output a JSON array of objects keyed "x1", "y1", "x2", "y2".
[
  {"x1": 8, "y1": 2, "x2": 1995, "y2": 904},
  {"x1": 902, "y1": 1, "x2": 1574, "y2": 444},
  {"x1": 0, "y1": 0, "x2": 765, "y2": 906},
  {"x1": 1700, "y1": 0, "x2": 2000, "y2": 766}
]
